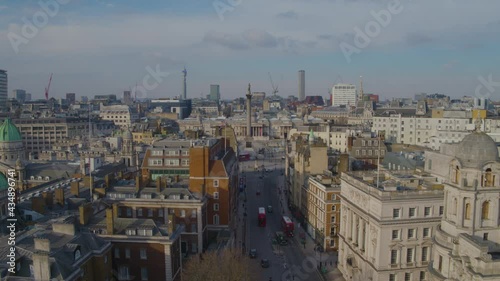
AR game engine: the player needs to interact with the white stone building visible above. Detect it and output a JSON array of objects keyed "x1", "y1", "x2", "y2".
[
  {"x1": 338, "y1": 170, "x2": 444, "y2": 281},
  {"x1": 426, "y1": 131, "x2": 500, "y2": 280},
  {"x1": 99, "y1": 104, "x2": 139, "y2": 128},
  {"x1": 332, "y1": 84, "x2": 357, "y2": 106}
]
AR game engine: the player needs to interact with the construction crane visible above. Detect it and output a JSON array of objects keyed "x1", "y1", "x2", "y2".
[
  {"x1": 44, "y1": 73, "x2": 53, "y2": 100},
  {"x1": 268, "y1": 72, "x2": 278, "y2": 96}
]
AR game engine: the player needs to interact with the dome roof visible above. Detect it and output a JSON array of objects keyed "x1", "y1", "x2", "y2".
[
  {"x1": 0, "y1": 118, "x2": 22, "y2": 142},
  {"x1": 0, "y1": 173, "x2": 8, "y2": 191},
  {"x1": 455, "y1": 132, "x2": 499, "y2": 168}
]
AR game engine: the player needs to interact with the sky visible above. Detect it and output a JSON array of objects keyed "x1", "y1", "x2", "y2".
[{"x1": 1, "y1": 0, "x2": 500, "y2": 101}]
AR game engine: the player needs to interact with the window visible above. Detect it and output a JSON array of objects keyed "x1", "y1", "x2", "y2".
[
  {"x1": 213, "y1": 203, "x2": 219, "y2": 211},
  {"x1": 158, "y1": 209, "x2": 164, "y2": 217},
  {"x1": 423, "y1": 227, "x2": 430, "y2": 238},
  {"x1": 405, "y1": 273, "x2": 411, "y2": 281},
  {"x1": 191, "y1": 224, "x2": 197, "y2": 232},
  {"x1": 138, "y1": 208, "x2": 143, "y2": 217},
  {"x1": 140, "y1": 248, "x2": 147, "y2": 260},
  {"x1": 126, "y1": 208, "x2": 132, "y2": 217},
  {"x1": 213, "y1": 192, "x2": 219, "y2": 199},
  {"x1": 465, "y1": 203, "x2": 471, "y2": 220},
  {"x1": 424, "y1": 207, "x2": 431, "y2": 217},
  {"x1": 392, "y1": 230, "x2": 400, "y2": 240},
  {"x1": 482, "y1": 201, "x2": 490, "y2": 220},
  {"x1": 393, "y1": 209, "x2": 400, "y2": 218},
  {"x1": 147, "y1": 209, "x2": 153, "y2": 217},
  {"x1": 331, "y1": 205, "x2": 336, "y2": 211},
  {"x1": 119, "y1": 266, "x2": 129, "y2": 280},
  {"x1": 390, "y1": 250, "x2": 398, "y2": 264},
  {"x1": 356, "y1": 150, "x2": 360, "y2": 155},
  {"x1": 438, "y1": 255, "x2": 443, "y2": 272},
  {"x1": 331, "y1": 216, "x2": 336, "y2": 223},
  {"x1": 114, "y1": 248, "x2": 120, "y2": 258},
  {"x1": 483, "y1": 233, "x2": 489, "y2": 241},
  {"x1": 191, "y1": 210, "x2": 197, "y2": 218},
  {"x1": 408, "y1": 229, "x2": 415, "y2": 239},
  {"x1": 126, "y1": 229, "x2": 136, "y2": 235},
  {"x1": 213, "y1": 180, "x2": 219, "y2": 187},
  {"x1": 141, "y1": 267, "x2": 148, "y2": 281},
  {"x1": 422, "y1": 247, "x2": 428, "y2": 262},
  {"x1": 125, "y1": 248, "x2": 130, "y2": 259},
  {"x1": 389, "y1": 274, "x2": 396, "y2": 281},
  {"x1": 180, "y1": 210, "x2": 186, "y2": 218},
  {"x1": 213, "y1": 214, "x2": 220, "y2": 225},
  {"x1": 406, "y1": 248, "x2": 414, "y2": 263},
  {"x1": 439, "y1": 206, "x2": 444, "y2": 216},
  {"x1": 419, "y1": 271, "x2": 426, "y2": 281},
  {"x1": 409, "y1": 208, "x2": 416, "y2": 218}
]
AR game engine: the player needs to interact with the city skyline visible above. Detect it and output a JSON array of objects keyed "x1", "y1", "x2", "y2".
[{"x1": 1, "y1": 0, "x2": 500, "y2": 100}]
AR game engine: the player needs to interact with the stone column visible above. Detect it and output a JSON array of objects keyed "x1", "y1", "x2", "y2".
[
  {"x1": 359, "y1": 220, "x2": 365, "y2": 251},
  {"x1": 353, "y1": 214, "x2": 358, "y2": 245}
]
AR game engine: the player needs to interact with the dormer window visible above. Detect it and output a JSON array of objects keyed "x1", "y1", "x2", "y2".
[{"x1": 74, "y1": 249, "x2": 81, "y2": 261}]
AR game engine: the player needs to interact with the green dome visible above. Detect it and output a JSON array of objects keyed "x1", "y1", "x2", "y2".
[
  {"x1": 0, "y1": 118, "x2": 22, "y2": 142},
  {"x1": 0, "y1": 173, "x2": 8, "y2": 191}
]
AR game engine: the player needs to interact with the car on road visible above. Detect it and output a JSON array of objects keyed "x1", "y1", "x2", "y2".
[
  {"x1": 275, "y1": 231, "x2": 288, "y2": 246},
  {"x1": 267, "y1": 205, "x2": 273, "y2": 213},
  {"x1": 249, "y1": 249, "x2": 257, "y2": 258},
  {"x1": 265, "y1": 169, "x2": 271, "y2": 173},
  {"x1": 281, "y1": 156, "x2": 285, "y2": 160},
  {"x1": 261, "y1": 259, "x2": 270, "y2": 268}
]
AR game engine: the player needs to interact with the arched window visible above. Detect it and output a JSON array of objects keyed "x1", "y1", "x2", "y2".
[
  {"x1": 465, "y1": 203, "x2": 471, "y2": 220},
  {"x1": 485, "y1": 168, "x2": 494, "y2": 187},
  {"x1": 452, "y1": 198, "x2": 458, "y2": 215},
  {"x1": 482, "y1": 201, "x2": 490, "y2": 220},
  {"x1": 453, "y1": 166, "x2": 460, "y2": 183}
]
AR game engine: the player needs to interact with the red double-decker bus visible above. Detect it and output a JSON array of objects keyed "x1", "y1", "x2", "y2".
[
  {"x1": 282, "y1": 216, "x2": 294, "y2": 237},
  {"x1": 258, "y1": 207, "x2": 266, "y2": 227}
]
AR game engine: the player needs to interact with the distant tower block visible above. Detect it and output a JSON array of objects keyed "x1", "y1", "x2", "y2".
[
  {"x1": 182, "y1": 68, "x2": 187, "y2": 100},
  {"x1": 246, "y1": 84, "x2": 253, "y2": 147},
  {"x1": 298, "y1": 70, "x2": 305, "y2": 101}
]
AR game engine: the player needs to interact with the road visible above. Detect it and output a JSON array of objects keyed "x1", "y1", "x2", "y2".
[{"x1": 241, "y1": 148, "x2": 322, "y2": 281}]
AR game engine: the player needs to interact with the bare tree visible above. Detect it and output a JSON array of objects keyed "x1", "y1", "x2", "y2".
[{"x1": 182, "y1": 247, "x2": 259, "y2": 281}]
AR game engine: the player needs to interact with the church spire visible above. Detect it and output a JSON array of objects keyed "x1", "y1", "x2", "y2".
[{"x1": 358, "y1": 75, "x2": 364, "y2": 103}]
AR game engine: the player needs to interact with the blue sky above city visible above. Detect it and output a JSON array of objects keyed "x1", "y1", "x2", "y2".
[{"x1": 1, "y1": 0, "x2": 500, "y2": 100}]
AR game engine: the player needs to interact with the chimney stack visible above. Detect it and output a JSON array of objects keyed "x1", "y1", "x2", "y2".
[
  {"x1": 135, "y1": 175, "x2": 141, "y2": 193},
  {"x1": 42, "y1": 192, "x2": 53, "y2": 209},
  {"x1": 79, "y1": 202, "x2": 93, "y2": 226},
  {"x1": 156, "y1": 177, "x2": 161, "y2": 192},
  {"x1": 33, "y1": 239, "x2": 51, "y2": 281},
  {"x1": 55, "y1": 188, "x2": 65, "y2": 206},
  {"x1": 338, "y1": 154, "x2": 350, "y2": 174},
  {"x1": 70, "y1": 181, "x2": 80, "y2": 196},
  {"x1": 112, "y1": 204, "x2": 118, "y2": 219},
  {"x1": 106, "y1": 208, "x2": 114, "y2": 235}
]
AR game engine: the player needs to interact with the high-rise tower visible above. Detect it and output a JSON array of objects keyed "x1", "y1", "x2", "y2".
[
  {"x1": 358, "y1": 76, "x2": 364, "y2": 104},
  {"x1": 182, "y1": 67, "x2": 187, "y2": 100},
  {"x1": 298, "y1": 70, "x2": 305, "y2": 101},
  {"x1": 0, "y1": 70, "x2": 7, "y2": 112}
]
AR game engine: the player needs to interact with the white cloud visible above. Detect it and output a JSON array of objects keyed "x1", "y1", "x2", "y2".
[{"x1": 1, "y1": 0, "x2": 500, "y2": 98}]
